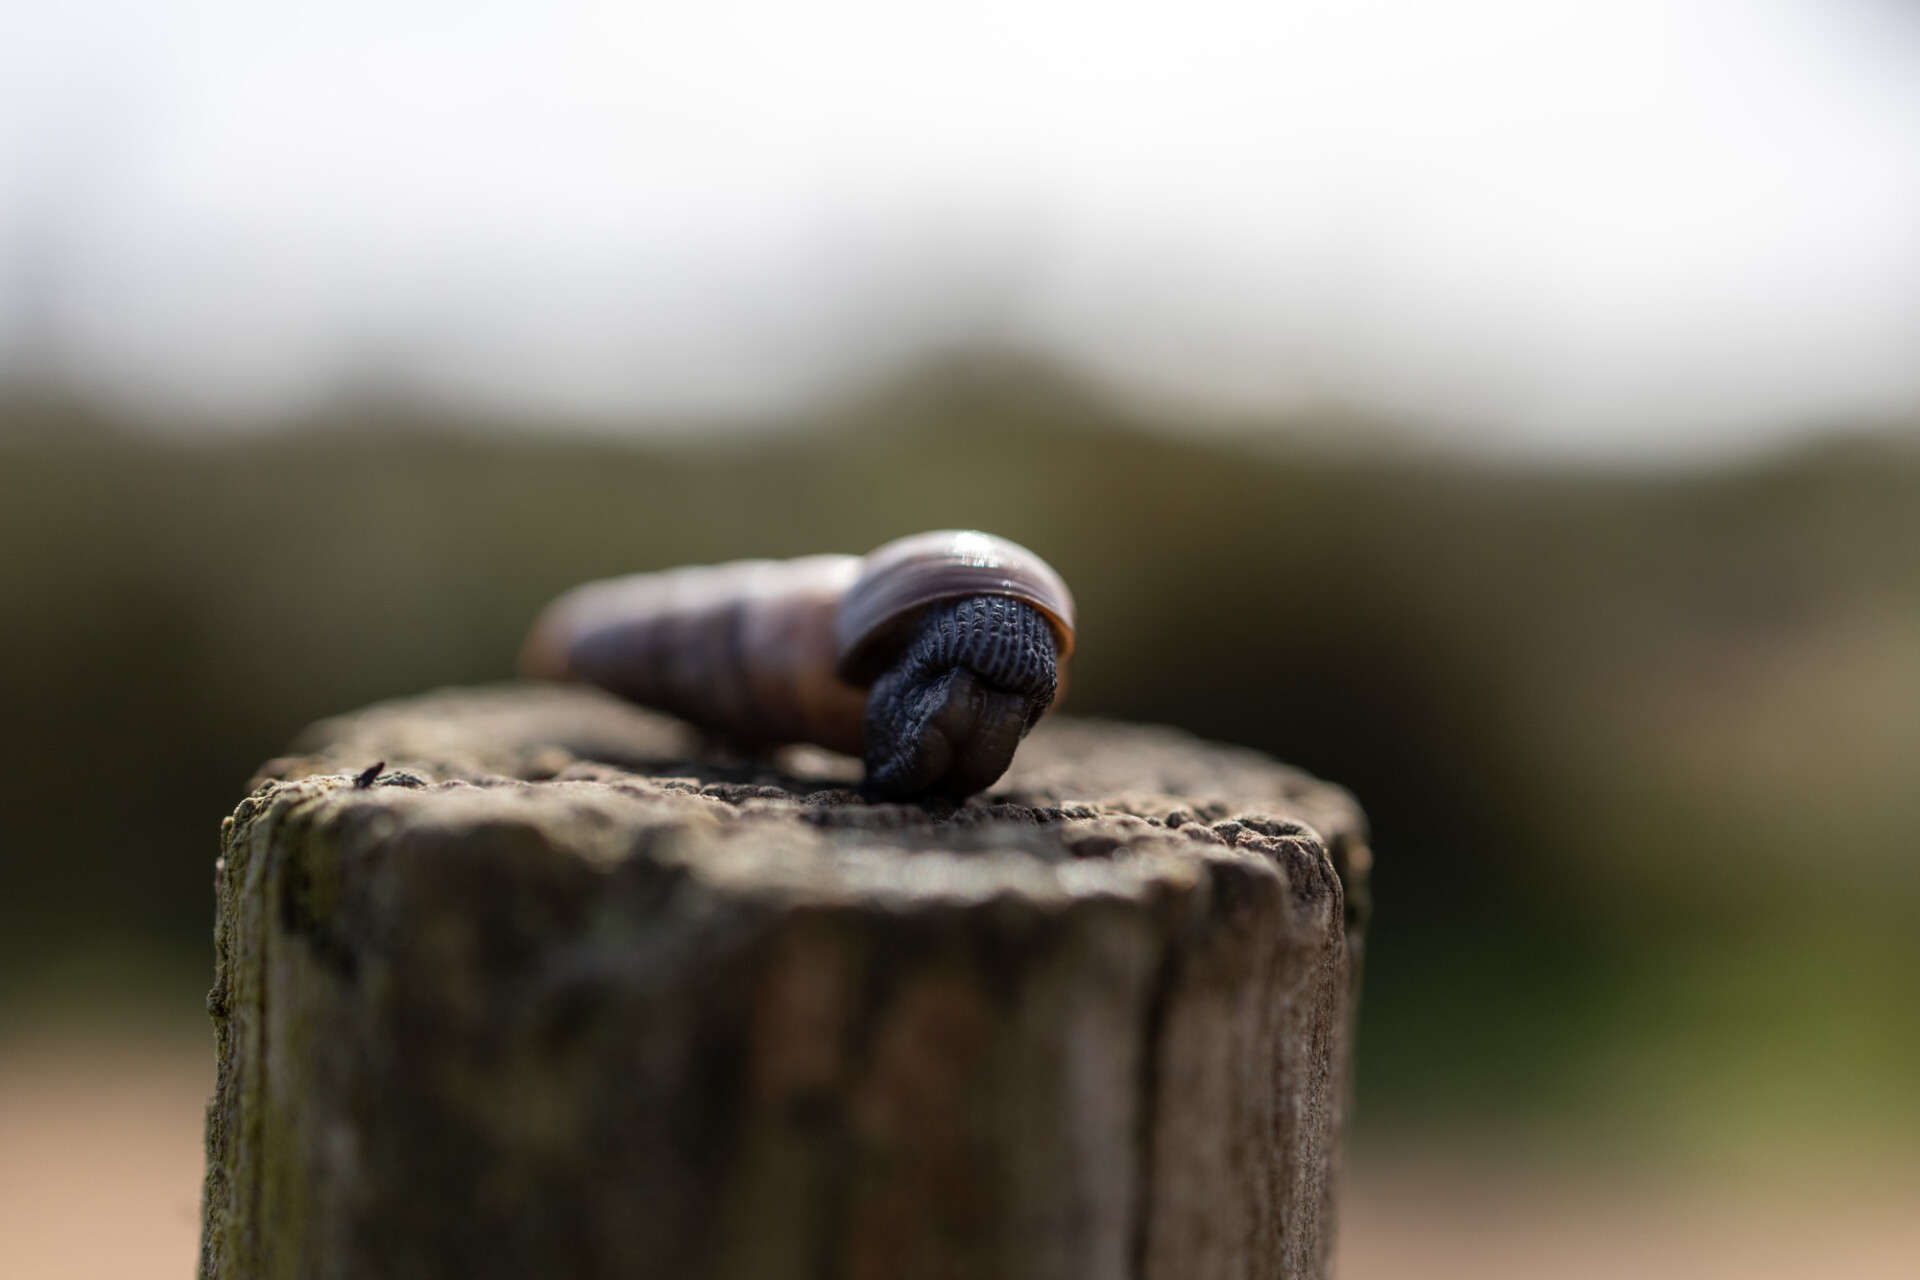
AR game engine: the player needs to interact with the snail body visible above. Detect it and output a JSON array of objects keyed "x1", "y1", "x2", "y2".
[{"x1": 521, "y1": 531, "x2": 1075, "y2": 799}]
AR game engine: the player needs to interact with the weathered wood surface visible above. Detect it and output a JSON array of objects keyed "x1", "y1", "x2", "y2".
[{"x1": 202, "y1": 683, "x2": 1371, "y2": 1280}]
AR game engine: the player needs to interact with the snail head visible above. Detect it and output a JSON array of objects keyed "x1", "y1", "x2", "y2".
[
  {"x1": 835, "y1": 531, "x2": 1075, "y2": 801},
  {"x1": 861, "y1": 595, "x2": 1059, "y2": 799}
]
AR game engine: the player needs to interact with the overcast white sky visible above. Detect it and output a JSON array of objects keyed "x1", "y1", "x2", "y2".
[{"x1": 3, "y1": 0, "x2": 1920, "y2": 460}]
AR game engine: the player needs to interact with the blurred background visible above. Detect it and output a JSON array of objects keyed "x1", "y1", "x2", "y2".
[{"x1": 4, "y1": 1, "x2": 1920, "y2": 1276}]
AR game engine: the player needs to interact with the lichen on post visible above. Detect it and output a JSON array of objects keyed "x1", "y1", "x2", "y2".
[{"x1": 201, "y1": 684, "x2": 1370, "y2": 1280}]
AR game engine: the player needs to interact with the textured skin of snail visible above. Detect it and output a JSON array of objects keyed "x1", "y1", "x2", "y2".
[{"x1": 519, "y1": 531, "x2": 1076, "y2": 800}]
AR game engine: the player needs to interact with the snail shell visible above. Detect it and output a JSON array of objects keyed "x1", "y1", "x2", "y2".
[{"x1": 521, "y1": 530, "x2": 1076, "y2": 797}]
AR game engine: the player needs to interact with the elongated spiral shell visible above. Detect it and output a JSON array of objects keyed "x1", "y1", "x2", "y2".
[{"x1": 521, "y1": 531, "x2": 1076, "y2": 798}]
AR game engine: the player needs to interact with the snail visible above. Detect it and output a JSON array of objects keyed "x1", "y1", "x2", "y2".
[{"x1": 520, "y1": 531, "x2": 1076, "y2": 800}]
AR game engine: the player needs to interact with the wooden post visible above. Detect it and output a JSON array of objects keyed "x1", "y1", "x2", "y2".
[{"x1": 202, "y1": 685, "x2": 1370, "y2": 1280}]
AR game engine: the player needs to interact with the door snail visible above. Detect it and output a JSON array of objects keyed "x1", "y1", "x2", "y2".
[{"x1": 520, "y1": 530, "x2": 1076, "y2": 800}]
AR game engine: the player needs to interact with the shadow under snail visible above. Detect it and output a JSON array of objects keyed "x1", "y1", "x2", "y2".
[{"x1": 520, "y1": 530, "x2": 1075, "y2": 800}]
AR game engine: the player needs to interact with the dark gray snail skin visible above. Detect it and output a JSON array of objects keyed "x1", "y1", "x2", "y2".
[
  {"x1": 520, "y1": 531, "x2": 1075, "y2": 801},
  {"x1": 861, "y1": 594, "x2": 1060, "y2": 799}
]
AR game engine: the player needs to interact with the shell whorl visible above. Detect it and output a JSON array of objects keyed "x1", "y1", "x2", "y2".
[
  {"x1": 520, "y1": 554, "x2": 869, "y2": 755},
  {"x1": 520, "y1": 531, "x2": 1075, "y2": 796},
  {"x1": 835, "y1": 530, "x2": 1076, "y2": 683}
]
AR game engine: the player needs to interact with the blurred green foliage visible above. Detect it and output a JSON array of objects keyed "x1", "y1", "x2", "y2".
[{"x1": 3, "y1": 360, "x2": 1917, "y2": 1157}]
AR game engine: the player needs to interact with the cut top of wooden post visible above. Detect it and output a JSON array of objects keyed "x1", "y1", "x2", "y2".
[
  {"x1": 209, "y1": 684, "x2": 1371, "y2": 1280},
  {"x1": 263, "y1": 683, "x2": 1370, "y2": 912}
]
